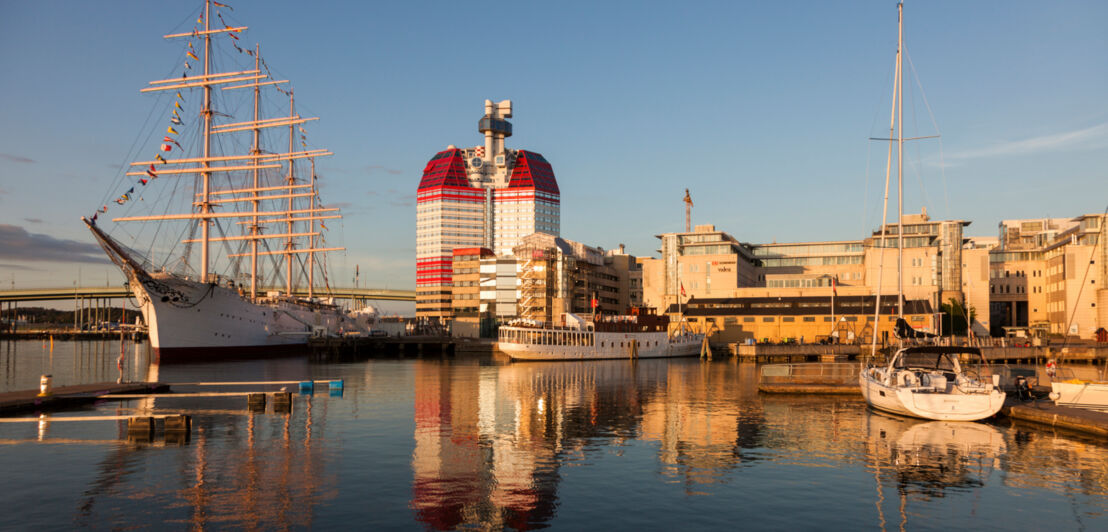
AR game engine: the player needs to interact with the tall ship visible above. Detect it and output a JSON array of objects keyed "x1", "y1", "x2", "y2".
[
  {"x1": 84, "y1": 1, "x2": 366, "y2": 362},
  {"x1": 498, "y1": 309, "x2": 703, "y2": 361}
]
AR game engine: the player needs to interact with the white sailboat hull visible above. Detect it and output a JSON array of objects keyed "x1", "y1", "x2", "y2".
[
  {"x1": 498, "y1": 329, "x2": 703, "y2": 361},
  {"x1": 130, "y1": 272, "x2": 362, "y2": 362},
  {"x1": 1051, "y1": 380, "x2": 1108, "y2": 412},
  {"x1": 860, "y1": 367, "x2": 1005, "y2": 422}
]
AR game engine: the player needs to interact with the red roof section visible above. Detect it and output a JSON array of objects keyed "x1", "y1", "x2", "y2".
[
  {"x1": 508, "y1": 150, "x2": 559, "y2": 195},
  {"x1": 418, "y1": 148, "x2": 469, "y2": 190}
]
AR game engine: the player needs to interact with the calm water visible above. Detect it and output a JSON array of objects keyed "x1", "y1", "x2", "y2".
[{"x1": 2, "y1": 339, "x2": 1107, "y2": 530}]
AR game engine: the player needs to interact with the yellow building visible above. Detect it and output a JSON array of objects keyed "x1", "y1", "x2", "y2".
[{"x1": 675, "y1": 293, "x2": 934, "y2": 345}]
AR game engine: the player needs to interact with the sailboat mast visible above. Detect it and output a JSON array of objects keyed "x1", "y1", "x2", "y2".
[
  {"x1": 285, "y1": 90, "x2": 296, "y2": 294},
  {"x1": 250, "y1": 44, "x2": 261, "y2": 300},
  {"x1": 869, "y1": 2, "x2": 901, "y2": 358},
  {"x1": 896, "y1": 1, "x2": 904, "y2": 320},
  {"x1": 200, "y1": 0, "x2": 213, "y2": 283},
  {"x1": 308, "y1": 158, "x2": 316, "y2": 299}
]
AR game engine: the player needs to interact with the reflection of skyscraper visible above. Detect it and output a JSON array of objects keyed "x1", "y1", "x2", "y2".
[{"x1": 411, "y1": 361, "x2": 559, "y2": 529}]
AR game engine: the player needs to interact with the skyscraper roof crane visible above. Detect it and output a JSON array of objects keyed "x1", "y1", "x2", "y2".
[{"x1": 683, "y1": 189, "x2": 693, "y2": 232}]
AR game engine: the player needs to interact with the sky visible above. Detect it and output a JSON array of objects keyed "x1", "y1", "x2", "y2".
[{"x1": 1, "y1": 0, "x2": 1105, "y2": 314}]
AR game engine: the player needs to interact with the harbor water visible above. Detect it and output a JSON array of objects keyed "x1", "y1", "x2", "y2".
[{"x1": 2, "y1": 339, "x2": 1107, "y2": 529}]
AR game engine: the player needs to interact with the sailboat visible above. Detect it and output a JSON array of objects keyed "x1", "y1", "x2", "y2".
[
  {"x1": 84, "y1": 1, "x2": 367, "y2": 362},
  {"x1": 857, "y1": 2, "x2": 1005, "y2": 421}
]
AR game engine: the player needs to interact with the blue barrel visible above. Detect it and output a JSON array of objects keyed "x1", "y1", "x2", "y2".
[
  {"x1": 330, "y1": 379, "x2": 344, "y2": 390},
  {"x1": 298, "y1": 381, "x2": 314, "y2": 394}
]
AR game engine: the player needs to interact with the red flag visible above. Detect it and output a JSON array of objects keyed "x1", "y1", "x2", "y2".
[
  {"x1": 680, "y1": 283, "x2": 686, "y2": 297},
  {"x1": 832, "y1": 277, "x2": 837, "y2": 295}
]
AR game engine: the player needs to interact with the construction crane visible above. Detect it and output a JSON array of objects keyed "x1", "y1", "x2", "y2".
[{"x1": 683, "y1": 189, "x2": 693, "y2": 232}]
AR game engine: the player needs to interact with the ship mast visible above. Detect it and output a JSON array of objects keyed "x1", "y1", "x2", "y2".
[
  {"x1": 200, "y1": 0, "x2": 213, "y2": 283},
  {"x1": 308, "y1": 158, "x2": 316, "y2": 299},
  {"x1": 112, "y1": 2, "x2": 348, "y2": 294},
  {"x1": 250, "y1": 44, "x2": 261, "y2": 300},
  {"x1": 286, "y1": 90, "x2": 296, "y2": 295}
]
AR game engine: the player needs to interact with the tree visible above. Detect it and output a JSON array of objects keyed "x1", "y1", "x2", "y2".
[{"x1": 941, "y1": 298, "x2": 976, "y2": 337}]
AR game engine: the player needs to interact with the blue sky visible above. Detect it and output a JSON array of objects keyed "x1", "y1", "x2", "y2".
[{"x1": 1, "y1": 1, "x2": 1105, "y2": 312}]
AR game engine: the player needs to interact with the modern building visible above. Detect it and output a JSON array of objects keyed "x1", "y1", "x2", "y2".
[
  {"x1": 448, "y1": 233, "x2": 642, "y2": 337},
  {"x1": 640, "y1": 224, "x2": 758, "y2": 313},
  {"x1": 991, "y1": 214, "x2": 1106, "y2": 338},
  {"x1": 642, "y1": 211, "x2": 1106, "y2": 341},
  {"x1": 416, "y1": 100, "x2": 560, "y2": 318}
]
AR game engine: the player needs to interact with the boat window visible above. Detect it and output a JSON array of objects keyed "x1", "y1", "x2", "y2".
[{"x1": 895, "y1": 351, "x2": 958, "y2": 371}]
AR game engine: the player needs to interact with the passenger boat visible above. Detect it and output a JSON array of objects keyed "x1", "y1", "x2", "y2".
[
  {"x1": 83, "y1": 1, "x2": 366, "y2": 362},
  {"x1": 497, "y1": 310, "x2": 703, "y2": 361},
  {"x1": 860, "y1": 346, "x2": 1005, "y2": 421}
]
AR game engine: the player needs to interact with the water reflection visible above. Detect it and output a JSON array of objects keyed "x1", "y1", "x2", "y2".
[
  {"x1": 3, "y1": 344, "x2": 1108, "y2": 529},
  {"x1": 409, "y1": 360, "x2": 766, "y2": 527},
  {"x1": 408, "y1": 358, "x2": 1108, "y2": 530},
  {"x1": 865, "y1": 412, "x2": 1005, "y2": 502},
  {"x1": 49, "y1": 358, "x2": 335, "y2": 529}
]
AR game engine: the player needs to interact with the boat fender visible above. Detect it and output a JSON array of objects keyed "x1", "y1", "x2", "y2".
[{"x1": 1046, "y1": 359, "x2": 1056, "y2": 379}]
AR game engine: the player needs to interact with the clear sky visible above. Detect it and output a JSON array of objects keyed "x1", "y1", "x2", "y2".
[{"x1": 1, "y1": 1, "x2": 1105, "y2": 313}]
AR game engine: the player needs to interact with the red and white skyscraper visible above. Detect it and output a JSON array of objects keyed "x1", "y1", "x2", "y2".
[{"x1": 416, "y1": 100, "x2": 560, "y2": 318}]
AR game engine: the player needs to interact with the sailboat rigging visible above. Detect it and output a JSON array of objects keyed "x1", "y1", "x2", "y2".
[
  {"x1": 857, "y1": 2, "x2": 1005, "y2": 421},
  {"x1": 84, "y1": 0, "x2": 368, "y2": 362}
]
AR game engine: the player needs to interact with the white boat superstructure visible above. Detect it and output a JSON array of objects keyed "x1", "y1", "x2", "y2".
[
  {"x1": 84, "y1": 1, "x2": 365, "y2": 361},
  {"x1": 498, "y1": 312, "x2": 703, "y2": 361},
  {"x1": 859, "y1": 346, "x2": 1005, "y2": 421}
]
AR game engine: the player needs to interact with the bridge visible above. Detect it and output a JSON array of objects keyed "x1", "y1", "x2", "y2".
[
  {"x1": 1, "y1": 285, "x2": 414, "y2": 330},
  {"x1": 0, "y1": 286, "x2": 414, "y2": 303}
]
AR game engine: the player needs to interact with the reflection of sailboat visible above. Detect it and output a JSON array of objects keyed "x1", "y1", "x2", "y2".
[
  {"x1": 857, "y1": 2, "x2": 1003, "y2": 421},
  {"x1": 866, "y1": 410, "x2": 1005, "y2": 503}
]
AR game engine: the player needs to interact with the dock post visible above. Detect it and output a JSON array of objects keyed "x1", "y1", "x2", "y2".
[
  {"x1": 700, "y1": 337, "x2": 712, "y2": 360},
  {"x1": 272, "y1": 392, "x2": 292, "y2": 413},
  {"x1": 247, "y1": 393, "x2": 267, "y2": 412},
  {"x1": 163, "y1": 414, "x2": 192, "y2": 444},
  {"x1": 127, "y1": 416, "x2": 155, "y2": 441},
  {"x1": 37, "y1": 374, "x2": 53, "y2": 397}
]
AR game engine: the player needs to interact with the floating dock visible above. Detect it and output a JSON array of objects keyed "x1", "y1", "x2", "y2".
[
  {"x1": 1003, "y1": 400, "x2": 1108, "y2": 438},
  {"x1": 0, "y1": 382, "x2": 168, "y2": 415},
  {"x1": 758, "y1": 383, "x2": 859, "y2": 395}
]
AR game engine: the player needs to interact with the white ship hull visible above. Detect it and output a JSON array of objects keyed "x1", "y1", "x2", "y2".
[
  {"x1": 1051, "y1": 380, "x2": 1108, "y2": 412},
  {"x1": 131, "y1": 272, "x2": 364, "y2": 362},
  {"x1": 497, "y1": 327, "x2": 703, "y2": 361}
]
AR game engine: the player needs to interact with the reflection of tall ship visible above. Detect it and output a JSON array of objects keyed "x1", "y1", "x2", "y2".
[
  {"x1": 84, "y1": 1, "x2": 366, "y2": 362},
  {"x1": 498, "y1": 309, "x2": 702, "y2": 361}
]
